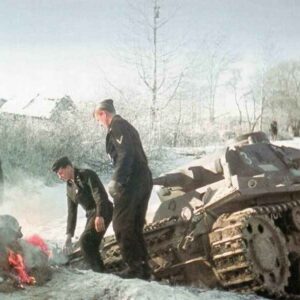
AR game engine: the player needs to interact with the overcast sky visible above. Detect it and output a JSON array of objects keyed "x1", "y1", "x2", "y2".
[{"x1": 0, "y1": 0, "x2": 299, "y2": 102}]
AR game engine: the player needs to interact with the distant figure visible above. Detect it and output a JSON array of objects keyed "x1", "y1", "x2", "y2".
[
  {"x1": 52, "y1": 157, "x2": 113, "y2": 273},
  {"x1": 270, "y1": 120, "x2": 278, "y2": 141},
  {"x1": 0, "y1": 160, "x2": 3, "y2": 205},
  {"x1": 94, "y1": 99, "x2": 153, "y2": 280}
]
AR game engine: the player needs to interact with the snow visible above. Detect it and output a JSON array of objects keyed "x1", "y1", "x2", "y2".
[
  {"x1": 273, "y1": 137, "x2": 300, "y2": 148},
  {"x1": 1, "y1": 269, "x2": 263, "y2": 300},
  {"x1": 2, "y1": 139, "x2": 299, "y2": 299}
]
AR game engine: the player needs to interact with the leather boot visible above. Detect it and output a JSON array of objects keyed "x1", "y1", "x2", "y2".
[
  {"x1": 141, "y1": 261, "x2": 151, "y2": 280},
  {"x1": 90, "y1": 258, "x2": 107, "y2": 273},
  {"x1": 115, "y1": 262, "x2": 145, "y2": 279}
]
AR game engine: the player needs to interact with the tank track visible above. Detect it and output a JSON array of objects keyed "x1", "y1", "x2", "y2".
[
  {"x1": 103, "y1": 199, "x2": 300, "y2": 299},
  {"x1": 103, "y1": 216, "x2": 182, "y2": 273},
  {"x1": 209, "y1": 199, "x2": 300, "y2": 299}
]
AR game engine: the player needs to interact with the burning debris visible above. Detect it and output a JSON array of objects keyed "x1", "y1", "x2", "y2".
[
  {"x1": 8, "y1": 249, "x2": 36, "y2": 286},
  {"x1": 0, "y1": 215, "x2": 52, "y2": 293}
]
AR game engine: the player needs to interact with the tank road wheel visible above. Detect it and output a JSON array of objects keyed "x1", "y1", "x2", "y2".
[
  {"x1": 210, "y1": 211, "x2": 290, "y2": 297},
  {"x1": 242, "y1": 215, "x2": 290, "y2": 296}
]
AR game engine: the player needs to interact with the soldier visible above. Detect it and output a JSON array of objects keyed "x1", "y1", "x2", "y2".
[
  {"x1": 52, "y1": 157, "x2": 113, "y2": 272},
  {"x1": 94, "y1": 99, "x2": 153, "y2": 279},
  {"x1": 270, "y1": 120, "x2": 278, "y2": 141}
]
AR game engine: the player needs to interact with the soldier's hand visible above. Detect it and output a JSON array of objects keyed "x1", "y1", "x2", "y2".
[
  {"x1": 95, "y1": 216, "x2": 105, "y2": 232},
  {"x1": 63, "y1": 234, "x2": 73, "y2": 255},
  {"x1": 108, "y1": 180, "x2": 124, "y2": 199}
]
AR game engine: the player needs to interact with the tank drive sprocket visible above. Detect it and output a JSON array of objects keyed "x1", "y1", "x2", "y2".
[{"x1": 210, "y1": 209, "x2": 290, "y2": 297}]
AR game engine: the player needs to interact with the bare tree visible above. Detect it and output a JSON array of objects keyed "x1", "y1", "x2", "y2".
[
  {"x1": 263, "y1": 60, "x2": 300, "y2": 135},
  {"x1": 227, "y1": 69, "x2": 243, "y2": 125},
  {"x1": 243, "y1": 89, "x2": 262, "y2": 132},
  {"x1": 134, "y1": 1, "x2": 188, "y2": 145},
  {"x1": 195, "y1": 35, "x2": 236, "y2": 124},
  {"x1": 253, "y1": 33, "x2": 279, "y2": 130},
  {"x1": 106, "y1": 0, "x2": 190, "y2": 146}
]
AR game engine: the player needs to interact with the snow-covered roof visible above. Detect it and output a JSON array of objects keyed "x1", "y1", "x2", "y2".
[
  {"x1": 0, "y1": 98, "x2": 7, "y2": 108},
  {"x1": 0, "y1": 94, "x2": 74, "y2": 119}
]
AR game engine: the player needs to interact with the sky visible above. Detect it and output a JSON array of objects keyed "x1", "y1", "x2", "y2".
[{"x1": 0, "y1": 0, "x2": 299, "y2": 102}]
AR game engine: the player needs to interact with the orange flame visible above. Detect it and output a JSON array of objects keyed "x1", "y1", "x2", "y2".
[{"x1": 8, "y1": 250, "x2": 36, "y2": 285}]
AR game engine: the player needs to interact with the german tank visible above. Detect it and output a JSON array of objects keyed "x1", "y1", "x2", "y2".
[{"x1": 73, "y1": 131, "x2": 300, "y2": 298}]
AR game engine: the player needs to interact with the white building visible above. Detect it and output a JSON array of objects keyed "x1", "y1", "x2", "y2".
[{"x1": 0, "y1": 94, "x2": 76, "y2": 132}]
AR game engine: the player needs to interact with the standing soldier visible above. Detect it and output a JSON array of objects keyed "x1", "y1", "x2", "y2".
[
  {"x1": 52, "y1": 157, "x2": 113, "y2": 273},
  {"x1": 270, "y1": 120, "x2": 278, "y2": 141},
  {"x1": 94, "y1": 99, "x2": 153, "y2": 279}
]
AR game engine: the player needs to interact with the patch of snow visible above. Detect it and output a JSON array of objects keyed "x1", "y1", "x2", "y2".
[
  {"x1": 273, "y1": 137, "x2": 300, "y2": 149},
  {"x1": 0, "y1": 268, "x2": 265, "y2": 300}
]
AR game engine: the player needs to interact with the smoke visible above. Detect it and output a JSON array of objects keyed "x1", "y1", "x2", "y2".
[
  {"x1": 0, "y1": 215, "x2": 22, "y2": 245},
  {"x1": 0, "y1": 178, "x2": 67, "y2": 239},
  {"x1": 0, "y1": 174, "x2": 162, "y2": 255},
  {"x1": 19, "y1": 239, "x2": 48, "y2": 270}
]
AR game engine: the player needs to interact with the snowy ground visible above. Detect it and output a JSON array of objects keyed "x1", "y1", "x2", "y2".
[
  {"x1": 2, "y1": 139, "x2": 300, "y2": 299},
  {"x1": 1, "y1": 268, "x2": 263, "y2": 300},
  {"x1": 273, "y1": 137, "x2": 300, "y2": 148}
]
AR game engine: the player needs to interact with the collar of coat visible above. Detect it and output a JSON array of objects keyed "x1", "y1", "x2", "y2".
[
  {"x1": 108, "y1": 114, "x2": 122, "y2": 132},
  {"x1": 67, "y1": 168, "x2": 84, "y2": 189}
]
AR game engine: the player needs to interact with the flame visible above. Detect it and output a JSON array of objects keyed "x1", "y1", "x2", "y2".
[
  {"x1": 8, "y1": 249, "x2": 36, "y2": 285},
  {"x1": 26, "y1": 234, "x2": 50, "y2": 257}
]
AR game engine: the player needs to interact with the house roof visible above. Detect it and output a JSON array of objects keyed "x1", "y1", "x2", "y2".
[
  {"x1": 0, "y1": 94, "x2": 74, "y2": 119},
  {"x1": 0, "y1": 99, "x2": 7, "y2": 108}
]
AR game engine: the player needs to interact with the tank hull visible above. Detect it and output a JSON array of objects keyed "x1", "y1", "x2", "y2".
[{"x1": 71, "y1": 132, "x2": 300, "y2": 298}]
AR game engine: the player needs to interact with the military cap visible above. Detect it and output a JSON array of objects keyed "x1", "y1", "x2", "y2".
[
  {"x1": 52, "y1": 156, "x2": 72, "y2": 172},
  {"x1": 96, "y1": 99, "x2": 116, "y2": 113}
]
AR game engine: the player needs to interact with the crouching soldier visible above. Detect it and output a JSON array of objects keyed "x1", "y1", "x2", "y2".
[{"x1": 52, "y1": 157, "x2": 113, "y2": 272}]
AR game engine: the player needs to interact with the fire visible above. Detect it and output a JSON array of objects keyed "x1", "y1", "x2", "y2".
[
  {"x1": 8, "y1": 249, "x2": 36, "y2": 285},
  {"x1": 0, "y1": 215, "x2": 50, "y2": 289}
]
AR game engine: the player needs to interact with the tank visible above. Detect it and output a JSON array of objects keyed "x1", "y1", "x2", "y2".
[{"x1": 71, "y1": 131, "x2": 300, "y2": 298}]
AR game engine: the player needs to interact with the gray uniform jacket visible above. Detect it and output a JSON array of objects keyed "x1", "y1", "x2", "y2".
[{"x1": 66, "y1": 168, "x2": 112, "y2": 237}]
